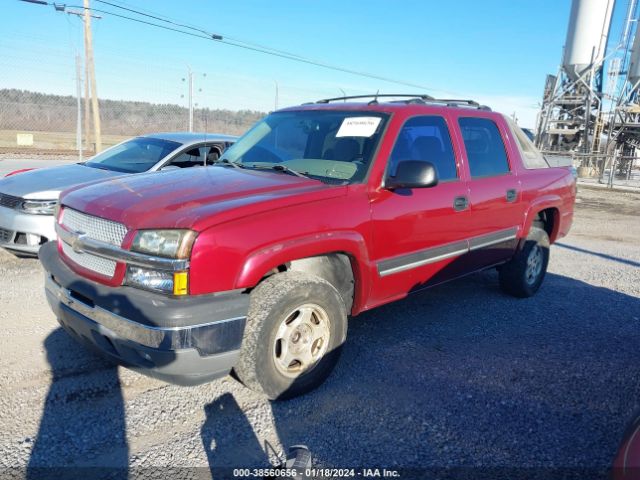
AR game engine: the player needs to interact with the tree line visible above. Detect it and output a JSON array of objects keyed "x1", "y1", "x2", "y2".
[{"x1": 0, "y1": 89, "x2": 266, "y2": 136}]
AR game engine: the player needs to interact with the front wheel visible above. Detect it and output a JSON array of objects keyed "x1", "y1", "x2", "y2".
[
  {"x1": 234, "y1": 271, "x2": 348, "y2": 400},
  {"x1": 499, "y1": 226, "x2": 550, "y2": 298}
]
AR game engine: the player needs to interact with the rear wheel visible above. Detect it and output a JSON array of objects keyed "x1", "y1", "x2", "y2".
[
  {"x1": 234, "y1": 271, "x2": 348, "y2": 400},
  {"x1": 499, "y1": 226, "x2": 550, "y2": 298}
]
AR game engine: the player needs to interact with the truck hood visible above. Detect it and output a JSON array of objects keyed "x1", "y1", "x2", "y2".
[
  {"x1": 60, "y1": 166, "x2": 344, "y2": 231},
  {"x1": 0, "y1": 164, "x2": 124, "y2": 199}
]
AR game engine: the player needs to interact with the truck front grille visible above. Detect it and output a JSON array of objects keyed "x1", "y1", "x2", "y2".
[
  {"x1": 61, "y1": 208, "x2": 127, "y2": 246},
  {"x1": 60, "y1": 208, "x2": 127, "y2": 277},
  {"x1": 0, "y1": 193, "x2": 22, "y2": 210},
  {"x1": 61, "y1": 241, "x2": 117, "y2": 277}
]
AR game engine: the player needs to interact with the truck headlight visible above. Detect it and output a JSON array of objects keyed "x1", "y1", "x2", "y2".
[
  {"x1": 131, "y1": 229, "x2": 196, "y2": 258},
  {"x1": 21, "y1": 200, "x2": 57, "y2": 215},
  {"x1": 125, "y1": 266, "x2": 189, "y2": 295}
]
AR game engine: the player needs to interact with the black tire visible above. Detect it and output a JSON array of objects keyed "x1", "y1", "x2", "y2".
[
  {"x1": 234, "y1": 271, "x2": 348, "y2": 400},
  {"x1": 499, "y1": 226, "x2": 550, "y2": 298}
]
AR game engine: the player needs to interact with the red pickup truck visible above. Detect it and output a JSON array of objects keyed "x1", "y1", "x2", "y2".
[{"x1": 39, "y1": 95, "x2": 576, "y2": 399}]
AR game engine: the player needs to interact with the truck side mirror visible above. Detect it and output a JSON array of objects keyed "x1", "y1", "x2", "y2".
[{"x1": 386, "y1": 160, "x2": 438, "y2": 190}]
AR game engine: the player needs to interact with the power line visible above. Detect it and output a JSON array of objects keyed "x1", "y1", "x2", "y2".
[
  {"x1": 22, "y1": 0, "x2": 443, "y2": 92},
  {"x1": 93, "y1": 0, "x2": 311, "y2": 60}
]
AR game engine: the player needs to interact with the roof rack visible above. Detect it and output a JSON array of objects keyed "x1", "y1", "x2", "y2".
[
  {"x1": 435, "y1": 99, "x2": 492, "y2": 111},
  {"x1": 314, "y1": 94, "x2": 435, "y2": 105},
  {"x1": 311, "y1": 93, "x2": 491, "y2": 111}
]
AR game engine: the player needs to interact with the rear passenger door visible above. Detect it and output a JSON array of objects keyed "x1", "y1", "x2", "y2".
[
  {"x1": 456, "y1": 116, "x2": 522, "y2": 267},
  {"x1": 369, "y1": 115, "x2": 472, "y2": 302}
]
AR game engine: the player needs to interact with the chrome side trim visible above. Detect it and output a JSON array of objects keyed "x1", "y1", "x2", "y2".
[
  {"x1": 46, "y1": 274, "x2": 244, "y2": 350},
  {"x1": 377, "y1": 227, "x2": 519, "y2": 277},
  {"x1": 468, "y1": 227, "x2": 518, "y2": 251},
  {"x1": 378, "y1": 243, "x2": 468, "y2": 277},
  {"x1": 56, "y1": 223, "x2": 189, "y2": 271}
]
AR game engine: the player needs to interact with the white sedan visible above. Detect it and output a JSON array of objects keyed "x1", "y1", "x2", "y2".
[{"x1": 0, "y1": 132, "x2": 236, "y2": 255}]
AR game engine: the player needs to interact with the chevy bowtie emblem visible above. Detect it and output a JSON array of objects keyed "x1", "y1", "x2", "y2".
[{"x1": 71, "y1": 233, "x2": 87, "y2": 254}]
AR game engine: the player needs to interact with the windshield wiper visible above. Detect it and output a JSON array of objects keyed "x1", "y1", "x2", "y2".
[
  {"x1": 272, "y1": 164, "x2": 310, "y2": 178},
  {"x1": 245, "y1": 164, "x2": 310, "y2": 179},
  {"x1": 215, "y1": 158, "x2": 243, "y2": 169},
  {"x1": 86, "y1": 163, "x2": 112, "y2": 171}
]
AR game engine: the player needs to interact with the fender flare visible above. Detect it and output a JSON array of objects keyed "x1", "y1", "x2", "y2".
[
  {"x1": 522, "y1": 195, "x2": 562, "y2": 242},
  {"x1": 235, "y1": 231, "x2": 373, "y2": 314}
]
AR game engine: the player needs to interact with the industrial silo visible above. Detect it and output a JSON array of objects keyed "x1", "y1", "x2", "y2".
[
  {"x1": 628, "y1": 25, "x2": 640, "y2": 85},
  {"x1": 562, "y1": 0, "x2": 615, "y2": 81},
  {"x1": 536, "y1": 0, "x2": 616, "y2": 152}
]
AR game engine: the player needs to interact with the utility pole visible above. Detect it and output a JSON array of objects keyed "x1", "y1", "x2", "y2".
[
  {"x1": 274, "y1": 80, "x2": 279, "y2": 110},
  {"x1": 64, "y1": 8, "x2": 100, "y2": 153},
  {"x1": 83, "y1": 0, "x2": 102, "y2": 152},
  {"x1": 83, "y1": 31, "x2": 90, "y2": 151},
  {"x1": 18, "y1": 1, "x2": 101, "y2": 151},
  {"x1": 75, "y1": 54, "x2": 83, "y2": 162}
]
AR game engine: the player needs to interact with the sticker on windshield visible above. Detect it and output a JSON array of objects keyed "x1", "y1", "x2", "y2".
[{"x1": 336, "y1": 117, "x2": 381, "y2": 137}]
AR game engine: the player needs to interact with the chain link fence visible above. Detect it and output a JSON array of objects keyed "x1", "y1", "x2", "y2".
[{"x1": 543, "y1": 151, "x2": 640, "y2": 189}]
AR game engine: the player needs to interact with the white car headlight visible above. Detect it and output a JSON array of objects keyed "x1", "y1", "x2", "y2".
[
  {"x1": 131, "y1": 229, "x2": 196, "y2": 259},
  {"x1": 21, "y1": 200, "x2": 58, "y2": 215}
]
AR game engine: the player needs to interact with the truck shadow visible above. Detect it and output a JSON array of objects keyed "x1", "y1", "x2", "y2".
[
  {"x1": 201, "y1": 393, "x2": 270, "y2": 472},
  {"x1": 26, "y1": 272, "x2": 183, "y2": 479},
  {"x1": 201, "y1": 271, "x2": 640, "y2": 475},
  {"x1": 555, "y1": 242, "x2": 640, "y2": 268},
  {"x1": 29, "y1": 270, "x2": 640, "y2": 476},
  {"x1": 26, "y1": 328, "x2": 129, "y2": 479}
]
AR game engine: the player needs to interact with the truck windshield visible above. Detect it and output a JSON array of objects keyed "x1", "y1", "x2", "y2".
[
  {"x1": 85, "y1": 137, "x2": 182, "y2": 173},
  {"x1": 219, "y1": 110, "x2": 389, "y2": 184}
]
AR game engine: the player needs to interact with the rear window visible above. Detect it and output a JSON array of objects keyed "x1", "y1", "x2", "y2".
[
  {"x1": 506, "y1": 117, "x2": 549, "y2": 169},
  {"x1": 458, "y1": 117, "x2": 510, "y2": 178}
]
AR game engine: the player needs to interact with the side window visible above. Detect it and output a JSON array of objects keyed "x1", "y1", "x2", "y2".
[
  {"x1": 458, "y1": 117, "x2": 510, "y2": 178},
  {"x1": 168, "y1": 147, "x2": 205, "y2": 168},
  {"x1": 388, "y1": 116, "x2": 458, "y2": 181},
  {"x1": 205, "y1": 144, "x2": 223, "y2": 165}
]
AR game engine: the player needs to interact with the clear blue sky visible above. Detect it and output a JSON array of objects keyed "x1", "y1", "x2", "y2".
[{"x1": 0, "y1": 0, "x2": 626, "y2": 127}]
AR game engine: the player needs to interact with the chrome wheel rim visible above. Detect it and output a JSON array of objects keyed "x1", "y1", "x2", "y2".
[
  {"x1": 525, "y1": 244, "x2": 543, "y2": 285},
  {"x1": 273, "y1": 303, "x2": 331, "y2": 378}
]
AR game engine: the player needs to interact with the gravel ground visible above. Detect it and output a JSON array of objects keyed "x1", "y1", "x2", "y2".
[{"x1": 0, "y1": 186, "x2": 638, "y2": 479}]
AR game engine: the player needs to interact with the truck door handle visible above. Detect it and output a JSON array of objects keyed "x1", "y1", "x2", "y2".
[
  {"x1": 506, "y1": 189, "x2": 518, "y2": 203},
  {"x1": 453, "y1": 196, "x2": 469, "y2": 211}
]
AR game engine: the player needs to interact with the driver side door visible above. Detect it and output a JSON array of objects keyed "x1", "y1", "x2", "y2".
[{"x1": 368, "y1": 114, "x2": 473, "y2": 304}]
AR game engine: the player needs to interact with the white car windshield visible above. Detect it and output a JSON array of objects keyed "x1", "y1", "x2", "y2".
[{"x1": 85, "y1": 137, "x2": 181, "y2": 173}]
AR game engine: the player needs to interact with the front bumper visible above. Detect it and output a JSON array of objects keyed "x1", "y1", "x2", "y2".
[
  {"x1": 0, "y1": 205, "x2": 56, "y2": 254},
  {"x1": 39, "y1": 241, "x2": 249, "y2": 386}
]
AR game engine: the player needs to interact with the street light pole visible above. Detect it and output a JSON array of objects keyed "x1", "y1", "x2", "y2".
[{"x1": 186, "y1": 66, "x2": 194, "y2": 132}]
